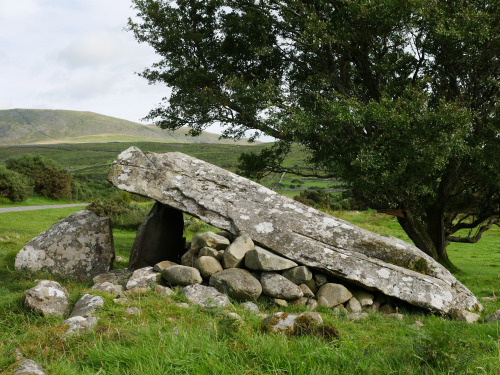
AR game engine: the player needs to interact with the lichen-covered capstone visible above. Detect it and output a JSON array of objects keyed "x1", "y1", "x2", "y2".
[
  {"x1": 108, "y1": 147, "x2": 482, "y2": 315},
  {"x1": 15, "y1": 210, "x2": 114, "y2": 281}
]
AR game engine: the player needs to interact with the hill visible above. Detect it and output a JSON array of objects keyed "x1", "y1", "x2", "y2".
[{"x1": 0, "y1": 109, "x2": 252, "y2": 145}]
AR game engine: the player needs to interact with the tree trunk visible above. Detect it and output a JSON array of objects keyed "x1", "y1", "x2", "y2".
[{"x1": 398, "y1": 207, "x2": 457, "y2": 271}]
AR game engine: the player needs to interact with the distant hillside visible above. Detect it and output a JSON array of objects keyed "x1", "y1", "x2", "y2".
[{"x1": 0, "y1": 109, "x2": 252, "y2": 146}]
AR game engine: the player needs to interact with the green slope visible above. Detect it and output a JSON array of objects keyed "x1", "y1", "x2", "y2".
[{"x1": 0, "y1": 109, "x2": 250, "y2": 145}]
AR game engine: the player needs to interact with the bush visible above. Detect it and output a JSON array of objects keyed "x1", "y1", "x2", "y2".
[
  {"x1": 0, "y1": 166, "x2": 34, "y2": 202},
  {"x1": 6, "y1": 155, "x2": 72, "y2": 199},
  {"x1": 294, "y1": 190, "x2": 356, "y2": 211},
  {"x1": 87, "y1": 198, "x2": 151, "y2": 230}
]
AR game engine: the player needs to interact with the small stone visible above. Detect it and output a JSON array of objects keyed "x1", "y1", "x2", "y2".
[
  {"x1": 115, "y1": 256, "x2": 127, "y2": 263},
  {"x1": 70, "y1": 294, "x2": 104, "y2": 318},
  {"x1": 6, "y1": 358, "x2": 47, "y2": 375},
  {"x1": 181, "y1": 248, "x2": 197, "y2": 267},
  {"x1": 263, "y1": 312, "x2": 323, "y2": 334},
  {"x1": 346, "y1": 312, "x2": 369, "y2": 321},
  {"x1": 241, "y1": 301, "x2": 259, "y2": 313},
  {"x1": 182, "y1": 284, "x2": 230, "y2": 308},
  {"x1": 273, "y1": 298, "x2": 288, "y2": 307},
  {"x1": 451, "y1": 309, "x2": 480, "y2": 323},
  {"x1": 282, "y1": 266, "x2": 313, "y2": 285},
  {"x1": 225, "y1": 312, "x2": 242, "y2": 320},
  {"x1": 317, "y1": 283, "x2": 352, "y2": 308},
  {"x1": 371, "y1": 301, "x2": 381, "y2": 312},
  {"x1": 23, "y1": 280, "x2": 69, "y2": 317},
  {"x1": 91, "y1": 282, "x2": 124, "y2": 295},
  {"x1": 198, "y1": 247, "x2": 221, "y2": 260},
  {"x1": 172, "y1": 327, "x2": 180, "y2": 335},
  {"x1": 333, "y1": 305, "x2": 348, "y2": 314},
  {"x1": 261, "y1": 272, "x2": 304, "y2": 300},
  {"x1": 209, "y1": 268, "x2": 262, "y2": 301},
  {"x1": 62, "y1": 315, "x2": 97, "y2": 336},
  {"x1": 174, "y1": 303, "x2": 190, "y2": 308},
  {"x1": 245, "y1": 247, "x2": 298, "y2": 271},
  {"x1": 162, "y1": 265, "x2": 203, "y2": 286},
  {"x1": 315, "y1": 273, "x2": 329, "y2": 287},
  {"x1": 346, "y1": 297, "x2": 362, "y2": 313},
  {"x1": 414, "y1": 320, "x2": 425, "y2": 327},
  {"x1": 485, "y1": 310, "x2": 500, "y2": 323},
  {"x1": 298, "y1": 284, "x2": 315, "y2": 298},
  {"x1": 113, "y1": 297, "x2": 131, "y2": 305},
  {"x1": 194, "y1": 256, "x2": 223, "y2": 279},
  {"x1": 215, "y1": 231, "x2": 235, "y2": 242},
  {"x1": 304, "y1": 279, "x2": 318, "y2": 294},
  {"x1": 124, "y1": 287, "x2": 150, "y2": 296},
  {"x1": 292, "y1": 297, "x2": 308, "y2": 307},
  {"x1": 93, "y1": 268, "x2": 132, "y2": 286},
  {"x1": 153, "y1": 260, "x2": 178, "y2": 272},
  {"x1": 306, "y1": 299, "x2": 318, "y2": 311},
  {"x1": 126, "y1": 307, "x2": 141, "y2": 315},
  {"x1": 388, "y1": 313, "x2": 404, "y2": 320},
  {"x1": 191, "y1": 232, "x2": 230, "y2": 253},
  {"x1": 352, "y1": 290, "x2": 374, "y2": 307},
  {"x1": 379, "y1": 304, "x2": 395, "y2": 315},
  {"x1": 222, "y1": 233, "x2": 254, "y2": 268},
  {"x1": 126, "y1": 267, "x2": 159, "y2": 290},
  {"x1": 155, "y1": 284, "x2": 174, "y2": 297}
]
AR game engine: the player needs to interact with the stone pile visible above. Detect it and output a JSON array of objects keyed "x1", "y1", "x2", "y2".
[{"x1": 126, "y1": 230, "x2": 405, "y2": 318}]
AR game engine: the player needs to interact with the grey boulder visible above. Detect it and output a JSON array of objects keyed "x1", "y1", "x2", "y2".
[
  {"x1": 209, "y1": 268, "x2": 262, "y2": 301},
  {"x1": 282, "y1": 266, "x2": 313, "y2": 284},
  {"x1": 93, "y1": 268, "x2": 132, "y2": 286},
  {"x1": 62, "y1": 315, "x2": 98, "y2": 336},
  {"x1": 317, "y1": 283, "x2": 353, "y2": 308},
  {"x1": 182, "y1": 284, "x2": 231, "y2": 308},
  {"x1": 191, "y1": 231, "x2": 230, "y2": 253},
  {"x1": 70, "y1": 294, "x2": 104, "y2": 318},
  {"x1": 194, "y1": 256, "x2": 223, "y2": 279},
  {"x1": 126, "y1": 267, "x2": 159, "y2": 290},
  {"x1": 162, "y1": 265, "x2": 203, "y2": 286},
  {"x1": 15, "y1": 210, "x2": 114, "y2": 281},
  {"x1": 91, "y1": 282, "x2": 124, "y2": 295},
  {"x1": 5, "y1": 359, "x2": 47, "y2": 375},
  {"x1": 23, "y1": 280, "x2": 69, "y2": 317},
  {"x1": 245, "y1": 247, "x2": 297, "y2": 271},
  {"x1": 260, "y1": 272, "x2": 304, "y2": 300},
  {"x1": 222, "y1": 233, "x2": 254, "y2": 268}
]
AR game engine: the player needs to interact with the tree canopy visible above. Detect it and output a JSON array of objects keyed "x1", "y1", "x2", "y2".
[{"x1": 129, "y1": 0, "x2": 500, "y2": 268}]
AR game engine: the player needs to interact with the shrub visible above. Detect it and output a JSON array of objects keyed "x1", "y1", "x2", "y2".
[
  {"x1": 87, "y1": 198, "x2": 151, "y2": 230},
  {"x1": 5, "y1": 155, "x2": 72, "y2": 199},
  {"x1": 0, "y1": 166, "x2": 34, "y2": 202},
  {"x1": 294, "y1": 190, "x2": 359, "y2": 211}
]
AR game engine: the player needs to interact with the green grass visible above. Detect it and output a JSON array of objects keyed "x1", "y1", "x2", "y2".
[{"x1": 0, "y1": 207, "x2": 499, "y2": 374}]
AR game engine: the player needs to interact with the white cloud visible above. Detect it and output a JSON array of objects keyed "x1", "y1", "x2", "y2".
[{"x1": 58, "y1": 31, "x2": 131, "y2": 68}]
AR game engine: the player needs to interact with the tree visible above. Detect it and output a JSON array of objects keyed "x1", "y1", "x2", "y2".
[
  {"x1": 0, "y1": 166, "x2": 34, "y2": 202},
  {"x1": 128, "y1": 0, "x2": 500, "y2": 268}
]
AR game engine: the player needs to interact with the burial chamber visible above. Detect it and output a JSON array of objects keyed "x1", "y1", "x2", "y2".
[{"x1": 108, "y1": 146, "x2": 482, "y2": 315}]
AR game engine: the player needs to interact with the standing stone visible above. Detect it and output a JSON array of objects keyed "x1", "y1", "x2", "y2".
[
  {"x1": 162, "y1": 265, "x2": 203, "y2": 286},
  {"x1": 260, "y1": 272, "x2": 304, "y2": 300},
  {"x1": 194, "y1": 256, "x2": 223, "y2": 279},
  {"x1": 107, "y1": 147, "x2": 482, "y2": 315},
  {"x1": 317, "y1": 283, "x2": 353, "y2": 308},
  {"x1": 209, "y1": 268, "x2": 262, "y2": 301},
  {"x1": 70, "y1": 294, "x2": 105, "y2": 318},
  {"x1": 182, "y1": 284, "x2": 230, "y2": 308},
  {"x1": 245, "y1": 247, "x2": 298, "y2": 271},
  {"x1": 15, "y1": 210, "x2": 114, "y2": 281},
  {"x1": 282, "y1": 266, "x2": 313, "y2": 284},
  {"x1": 222, "y1": 233, "x2": 254, "y2": 268},
  {"x1": 23, "y1": 280, "x2": 69, "y2": 317},
  {"x1": 191, "y1": 232, "x2": 230, "y2": 253},
  {"x1": 129, "y1": 202, "x2": 185, "y2": 270}
]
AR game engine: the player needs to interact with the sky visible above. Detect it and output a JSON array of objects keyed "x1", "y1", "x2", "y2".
[{"x1": 0, "y1": 0, "x2": 172, "y2": 126}]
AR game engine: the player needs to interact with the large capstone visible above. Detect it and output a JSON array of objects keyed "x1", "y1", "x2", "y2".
[
  {"x1": 129, "y1": 202, "x2": 185, "y2": 270},
  {"x1": 108, "y1": 147, "x2": 482, "y2": 315},
  {"x1": 15, "y1": 210, "x2": 114, "y2": 281}
]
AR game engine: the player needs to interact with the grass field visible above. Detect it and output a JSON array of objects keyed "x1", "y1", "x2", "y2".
[{"x1": 0, "y1": 206, "x2": 499, "y2": 374}]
